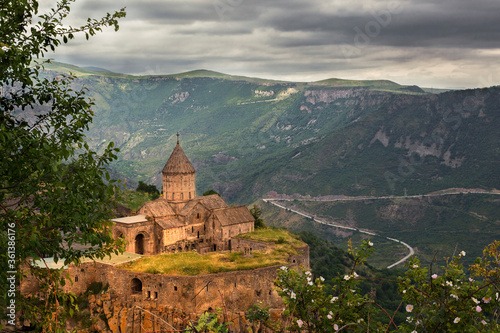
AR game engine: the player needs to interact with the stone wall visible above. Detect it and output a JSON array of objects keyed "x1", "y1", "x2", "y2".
[
  {"x1": 20, "y1": 244, "x2": 310, "y2": 332},
  {"x1": 230, "y1": 238, "x2": 271, "y2": 252},
  {"x1": 67, "y1": 261, "x2": 303, "y2": 314}
]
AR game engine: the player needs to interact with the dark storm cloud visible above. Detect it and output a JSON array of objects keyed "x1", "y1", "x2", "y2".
[
  {"x1": 52, "y1": 0, "x2": 500, "y2": 88},
  {"x1": 261, "y1": 0, "x2": 500, "y2": 49}
]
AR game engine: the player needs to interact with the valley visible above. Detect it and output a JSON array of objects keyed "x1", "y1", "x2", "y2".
[
  {"x1": 37, "y1": 62, "x2": 500, "y2": 267},
  {"x1": 259, "y1": 190, "x2": 500, "y2": 269}
]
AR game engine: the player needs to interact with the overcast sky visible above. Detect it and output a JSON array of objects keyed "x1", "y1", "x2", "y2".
[{"x1": 45, "y1": 0, "x2": 500, "y2": 89}]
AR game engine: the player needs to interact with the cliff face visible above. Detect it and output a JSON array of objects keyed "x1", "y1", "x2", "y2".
[{"x1": 75, "y1": 293, "x2": 282, "y2": 333}]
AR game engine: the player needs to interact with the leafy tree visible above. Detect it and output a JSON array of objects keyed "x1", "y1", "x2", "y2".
[
  {"x1": 0, "y1": 0, "x2": 125, "y2": 331},
  {"x1": 203, "y1": 189, "x2": 220, "y2": 196},
  {"x1": 250, "y1": 204, "x2": 267, "y2": 229},
  {"x1": 136, "y1": 181, "x2": 160, "y2": 199}
]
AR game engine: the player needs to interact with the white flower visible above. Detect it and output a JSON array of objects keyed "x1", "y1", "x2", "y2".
[
  {"x1": 476, "y1": 305, "x2": 482, "y2": 312},
  {"x1": 481, "y1": 320, "x2": 487, "y2": 325},
  {"x1": 319, "y1": 276, "x2": 325, "y2": 282},
  {"x1": 412, "y1": 264, "x2": 419, "y2": 268},
  {"x1": 406, "y1": 304, "x2": 414, "y2": 312},
  {"x1": 453, "y1": 317, "x2": 460, "y2": 324},
  {"x1": 446, "y1": 281, "x2": 453, "y2": 287},
  {"x1": 308, "y1": 281, "x2": 313, "y2": 286},
  {"x1": 353, "y1": 272, "x2": 359, "y2": 278},
  {"x1": 483, "y1": 297, "x2": 491, "y2": 303},
  {"x1": 344, "y1": 275, "x2": 350, "y2": 281},
  {"x1": 1, "y1": 46, "x2": 9, "y2": 52},
  {"x1": 290, "y1": 291, "x2": 296, "y2": 299},
  {"x1": 368, "y1": 241, "x2": 373, "y2": 247},
  {"x1": 330, "y1": 296, "x2": 338, "y2": 303},
  {"x1": 329, "y1": 311, "x2": 333, "y2": 315},
  {"x1": 472, "y1": 297, "x2": 479, "y2": 304},
  {"x1": 412, "y1": 330, "x2": 417, "y2": 333},
  {"x1": 469, "y1": 278, "x2": 475, "y2": 282},
  {"x1": 406, "y1": 316, "x2": 413, "y2": 323},
  {"x1": 296, "y1": 319, "x2": 303, "y2": 328},
  {"x1": 431, "y1": 274, "x2": 438, "y2": 279},
  {"x1": 327, "y1": 314, "x2": 332, "y2": 319},
  {"x1": 280, "y1": 266, "x2": 287, "y2": 271},
  {"x1": 402, "y1": 290, "x2": 406, "y2": 294},
  {"x1": 307, "y1": 276, "x2": 312, "y2": 282},
  {"x1": 450, "y1": 294, "x2": 459, "y2": 300},
  {"x1": 459, "y1": 251, "x2": 466, "y2": 257},
  {"x1": 334, "y1": 324, "x2": 339, "y2": 331},
  {"x1": 305, "y1": 270, "x2": 312, "y2": 276}
]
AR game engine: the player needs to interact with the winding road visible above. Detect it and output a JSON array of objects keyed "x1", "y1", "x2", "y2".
[
  {"x1": 263, "y1": 189, "x2": 499, "y2": 268},
  {"x1": 263, "y1": 198, "x2": 415, "y2": 269}
]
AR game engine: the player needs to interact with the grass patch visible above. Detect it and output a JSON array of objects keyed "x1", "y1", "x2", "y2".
[{"x1": 119, "y1": 229, "x2": 306, "y2": 276}]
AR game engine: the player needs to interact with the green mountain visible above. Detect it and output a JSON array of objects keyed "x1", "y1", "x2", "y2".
[
  {"x1": 40, "y1": 61, "x2": 499, "y2": 203},
  {"x1": 36, "y1": 61, "x2": 500, "y2": 269}
]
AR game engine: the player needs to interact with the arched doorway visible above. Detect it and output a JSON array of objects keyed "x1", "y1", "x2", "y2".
[
  {"x1": 135, "y1": 234, "x2": 145, "y2": 254},
  {"x1": 131, "y1": 278, "x2": 142, "y2": 294}
]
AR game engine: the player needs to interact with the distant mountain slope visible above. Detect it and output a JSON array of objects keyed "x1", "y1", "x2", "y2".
[{"x1": 39, "y1": 62, "x2": 499, "y2": 203}]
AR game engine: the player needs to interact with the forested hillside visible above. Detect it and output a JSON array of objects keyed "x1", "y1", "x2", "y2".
[{"x1": 39, "y1": 62, "x2": 499, "y2": 204}]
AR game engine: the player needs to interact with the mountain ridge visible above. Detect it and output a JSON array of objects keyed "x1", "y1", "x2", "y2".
[
  {"x1": 34, "y1": 61, "x2": 499, "y2": 206},
  {"x1": 40, "y1": 60, "x2": 424, "y2": 91}
]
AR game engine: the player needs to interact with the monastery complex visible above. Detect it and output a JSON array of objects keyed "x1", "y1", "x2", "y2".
[
  {"x1": 19, "y1": 137, "x2": 310, "y2": 332},
  {"x1": 112, "y1": 137, "x2": 255, "y2": 255}
]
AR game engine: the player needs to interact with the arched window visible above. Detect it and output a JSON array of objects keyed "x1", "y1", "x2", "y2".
[
  {"x1": 197, "y1": 213, "x2": 200, "y2": 219},
  {"x1": 131, "y1": 278, "x2": 142, "y2": 294}
]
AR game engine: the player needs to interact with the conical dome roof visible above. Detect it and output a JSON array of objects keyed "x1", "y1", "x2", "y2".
[{"x1": 162, "y1": 142, "x2": 195, "y2": 174}]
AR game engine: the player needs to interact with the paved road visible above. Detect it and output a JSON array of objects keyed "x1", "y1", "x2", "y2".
[
  {"x1": 266, "y1": 189, "x2": 500, "y2": 203},
  {"x1": 263, "y1": 189, "x2": 498, "y2": 268},
  {"x1": 263, "y1": 198, "x2": 415, "y2": 269}
]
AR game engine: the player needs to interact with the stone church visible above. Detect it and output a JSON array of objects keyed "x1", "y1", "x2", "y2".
[{"x1": 111, "y1": 138, "x2": 255, "y2": 255}]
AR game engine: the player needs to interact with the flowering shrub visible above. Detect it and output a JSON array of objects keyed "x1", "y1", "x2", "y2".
[
  {"x1": 275, "y1": 239, "x2": 383, "y2": 332},
  {"x1": 399, "y1": 241, "x2": 500, "y2": 332},
  {"x1": 274, "y1": 239, "x2": 500, "y2": 332}
]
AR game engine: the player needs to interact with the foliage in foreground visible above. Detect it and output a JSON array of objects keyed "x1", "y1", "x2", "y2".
[
  {"x1": 274, "y1": 240, "x2": 500, "y2": 332},
  {"x1": 0, "y1": 0, "x2": 125, "y2": 331}
]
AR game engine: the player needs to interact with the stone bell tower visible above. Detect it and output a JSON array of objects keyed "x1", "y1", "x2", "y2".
[{"x1": 162, "y1": 134, "x2": 196, "y2": 202}]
